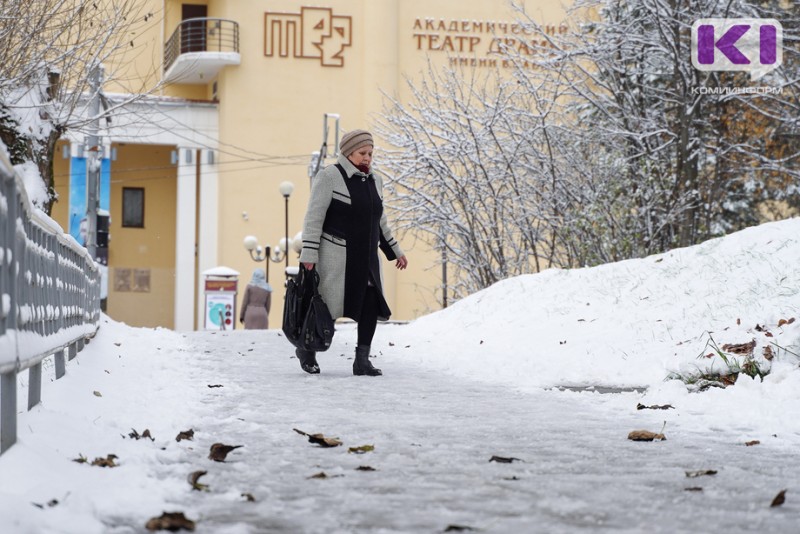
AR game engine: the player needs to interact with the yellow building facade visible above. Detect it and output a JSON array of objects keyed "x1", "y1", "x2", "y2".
[{"x1": 51, "y1": 0, "x2": 566, "y2": 330}]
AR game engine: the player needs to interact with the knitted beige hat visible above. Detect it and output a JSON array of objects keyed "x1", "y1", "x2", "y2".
[{"x1": 339, "y1": 129, "x2": 373, "y2": 156}]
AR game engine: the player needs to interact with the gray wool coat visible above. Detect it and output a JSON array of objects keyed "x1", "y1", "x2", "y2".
[{"x1": 299, "y1": 155, "x2": 404, "y2": 321}]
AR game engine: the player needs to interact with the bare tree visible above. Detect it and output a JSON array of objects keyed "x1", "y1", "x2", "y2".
[
  {"x1": 0, "y1": 0, "x2": 162, "y2": 213},
  {"x1": 508, "y1": 0, "x2": 800, "y2": 256}
]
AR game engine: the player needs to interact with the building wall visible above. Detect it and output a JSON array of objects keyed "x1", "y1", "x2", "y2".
[{"x1": 106, "y1": 143, "x2": 178, "y2": 328}]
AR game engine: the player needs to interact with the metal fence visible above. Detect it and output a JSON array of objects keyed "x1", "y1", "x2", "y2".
[{"x1": 0, "y1": 152, "x2": 101, "y2": 454}]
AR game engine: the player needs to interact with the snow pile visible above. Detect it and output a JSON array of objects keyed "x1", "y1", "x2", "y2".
[
  {"x1": 14, "y1": 160, "x2": 48, "y2": 208},
  {"x1": 405, "y1": 218, "x2": 800, "y2": 392}
]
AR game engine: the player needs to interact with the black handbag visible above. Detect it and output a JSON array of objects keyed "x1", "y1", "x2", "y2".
[
  {"x1": 282, "y1": 266, "x2": 334, "y2": 351},
  {"x1": 300, "y1": 272, "x2": 335, "y2": 352}
]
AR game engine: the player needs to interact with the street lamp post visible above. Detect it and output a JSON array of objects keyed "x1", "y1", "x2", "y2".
[
  {"x1": 242, "y1": 181, "x2": 296, "y2": 283},
  {"x1": 278, "y1": 181, "x2": 295, "y2": 273}
]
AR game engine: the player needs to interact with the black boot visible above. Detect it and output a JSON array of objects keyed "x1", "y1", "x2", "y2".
[
  {"x1": 296, "y1": 348, "x2": 320, "y2": 374},
  {"x1": 353, "y1": 345, "x2": 382, "y2": 376}
]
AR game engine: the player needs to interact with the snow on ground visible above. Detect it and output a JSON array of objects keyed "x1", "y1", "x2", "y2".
[{"x1": 0, "y1": 218, "x2": 798, "y2": 532}]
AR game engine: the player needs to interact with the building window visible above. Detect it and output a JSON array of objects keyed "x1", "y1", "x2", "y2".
[{"x1": 122, "y1": 187, "x2": 145, "y2": 228}]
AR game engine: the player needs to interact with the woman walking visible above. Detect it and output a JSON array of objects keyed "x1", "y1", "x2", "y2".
[
  {"x1": 239, "y1": 268, "x2": 272, "y2": 329},
  {"x1": 297, "y1": 129, "x2": 408, "y2": 376}
]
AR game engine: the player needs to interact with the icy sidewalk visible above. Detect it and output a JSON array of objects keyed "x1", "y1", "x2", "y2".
[{"x1": 1, "y1": 320, "x2": 798, "y2": 533}]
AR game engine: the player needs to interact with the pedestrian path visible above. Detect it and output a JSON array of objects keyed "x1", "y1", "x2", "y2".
[{"x1": 168, "y1": 326, "x2": 798, "y2": 533}]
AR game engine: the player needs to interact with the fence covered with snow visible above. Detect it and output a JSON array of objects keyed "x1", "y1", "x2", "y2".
[{"x1": 0, "y1": 152, "x2": 100, "y2": 454}]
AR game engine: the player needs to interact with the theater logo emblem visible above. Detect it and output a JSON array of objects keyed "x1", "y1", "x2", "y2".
[{"x1": 264, "y1": 7, "x2": 352, "y2": 67}]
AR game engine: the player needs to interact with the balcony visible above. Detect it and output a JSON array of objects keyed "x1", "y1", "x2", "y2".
[{"x1": 163, "y1": 18, "x2": 240, "y2": 84}]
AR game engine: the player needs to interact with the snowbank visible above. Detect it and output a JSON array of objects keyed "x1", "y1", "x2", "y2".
[{"x1": 405, "y1": 218, "x2": 800, "y2": 392}]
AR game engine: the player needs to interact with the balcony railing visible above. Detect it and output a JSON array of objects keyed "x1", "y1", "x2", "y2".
[{"x1": 164, "y1": 18, "x2": 240, "y2": 75}]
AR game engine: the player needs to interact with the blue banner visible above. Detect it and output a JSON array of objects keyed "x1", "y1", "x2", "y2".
[{"x1": 68, "y1": 157, "x2": 111, "y2": 244}]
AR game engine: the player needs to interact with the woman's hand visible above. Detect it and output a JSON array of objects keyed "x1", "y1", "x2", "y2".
[
  {"x1": 302, "y1": 262, "x2": 315, "y2": 271},
  {"x1": 395, "y1": 255, "x2": 408, "y2": 270}
]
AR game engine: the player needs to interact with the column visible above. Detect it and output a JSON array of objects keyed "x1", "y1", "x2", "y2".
[{"x1": 174, "y1": 147, "x2": 197, "y2": 331}]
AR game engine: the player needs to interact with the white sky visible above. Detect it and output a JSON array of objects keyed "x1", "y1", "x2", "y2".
[{"x1": 0, "y1": 217, "x2": 798, "y2": 533}]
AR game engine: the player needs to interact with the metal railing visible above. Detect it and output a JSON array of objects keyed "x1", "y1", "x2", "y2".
[
  {"x1": 0, "y1": 153, "x2": 101, "y2": 454},
  {"x1": 164, "y1": 18, "x2": 240, "y2": 73}
]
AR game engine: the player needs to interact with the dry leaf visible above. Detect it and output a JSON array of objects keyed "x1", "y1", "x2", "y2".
[
  {"x1": 176, "y1": 429, "x2": 194, "y2": 442},
  {"x1": 241, "y1": 493, "x2": 256, "y2": 502},
  {"x1": 355, "y1": 466, "x2": 376, "y2": 471},
  {"x1": 788, "y1": 317, "x2": 796, "y2": 325},
  {"x1": 745, "y1": 440, "x2": 761, "y2": 447},
  {"x1": 91, "y1": 454, "x2": 118, "y2": 468},
  {"x1": 771, "y1": 489, "x2": 787, "y2": 507},
  {"x1": 721, "y1": 339, "x2": 756, "y2": 355},
  {"x1": 736, "y1": 318, "x2": 741, "y2": 325},
  {"x1": 489, "y1": 455, "x2": 522, "y2": 463},
  {"x1": 308, "y1": 471, "x2": 344, "y2": 479},
  {"x1": 765, "y1": 332, "x2": 774, "y2": 338},
  {"x1": 293, "y1": 428, "x2": 342, "y2": 448},
  {"x1": 129, "y1": 428, "x2": 154, "y2": 441},
  {"x1": 208, "y1": 443, "x2": 243, "y2": 462},
  {"x1": 685, "y1": 469, "x2": 717, "y2": 478},
  {"x1": 777, "y1": 318, "x2": 788, "y2": 327},
  {"x1": 684, "y1": 487, "x2": 703, "y2": 492},
  {"x1": 628, "y1": 430, "x2": 666, "y2": 441},
  {"x1": 187, "y1": 471, "x2": 209, "y2": 491},
  {"x1": 763, "y1": 346, "x2": 774, "y2": 361},
  {"x1": 145, "y1": 511, "x2": 196, "y2": 531},
  {"x1": 636, "y1": 403, "x2": 674, "y2": 410},
  {"x1": 348, "y1": 445, "x2": 374, "y2": 454},
  {"x1": 93, "y1": 391, "x2": 102, "y2": 397}
]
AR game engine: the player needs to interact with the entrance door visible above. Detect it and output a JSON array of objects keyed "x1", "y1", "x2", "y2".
[{"x1": 181, "y1": 4, "x2": 208, "y2": 53}]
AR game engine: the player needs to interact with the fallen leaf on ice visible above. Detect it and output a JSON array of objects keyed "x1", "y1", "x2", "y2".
[
  {"x1": 348, "y1": 445, "x2": 374, "y2": 454},
  {"x1": 684, "y1": 487, "x2": 703, "y2": 492},
  {"x1": 763, "y1": 346, "x2": 774, "y2": 361},
  {"x1": 145, "y1": 511, "x2": 196, "y2": 531},
  {"x1": 176, "y1": 429, "x2": 194, "y2": 442},
  {"x1": 627, "y1": 430, "x2": 666, "y2": 441},
  {"x1": 489, "y1": 455, "x2": 522, "y2": 463},
  {"x1": 187, "y1": 471, "x2": 209, "y2": 491},
  {"x1": 93, "y1": 391, "x2": 102, "y2": 397},
  {"x1": 355, "y1": 466, "x2": 376, "y2": 471},
  {"x1": 636, "y1": 403, "x2": 674, "y2": 410},
  {"x1": 770, "y1": 489, "x2": 787, "y2": 507},
  {"x1": 685, "y1": 469, "x2": 717, "y2": 478},
  {"x1": 208, "y1": 443, "x2": 243, "y2": 462},
  {"x1": 293, "y1": 428, "x2": 342, "y2": 448},
  {"x1": 308, "y1": 471, "x2": 343, "y2": 479},
  {"x1": 745, "y1": 440, "x2": 761, "y2": 447}
]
